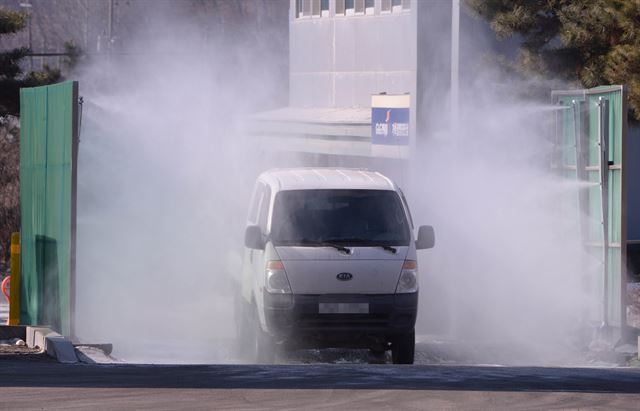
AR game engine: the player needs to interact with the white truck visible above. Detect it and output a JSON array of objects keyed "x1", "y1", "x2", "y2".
[{"x1": 237, "y1": 168, "x2": 435, "y2": 364}]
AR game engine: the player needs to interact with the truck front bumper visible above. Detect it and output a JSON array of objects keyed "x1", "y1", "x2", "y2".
[{"x1": 263, "y1": 292, "x2": 418, "y2": 349}]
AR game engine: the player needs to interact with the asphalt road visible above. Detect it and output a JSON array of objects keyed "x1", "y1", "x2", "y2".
[{"x1": 1, "y1": 359, "x2": 640, "y2": 410}]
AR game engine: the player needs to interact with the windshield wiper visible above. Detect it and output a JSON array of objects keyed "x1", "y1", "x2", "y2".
[
  {"x1": 298, "y1": 238, "x2": 351, "y2": 254},
  {"x1": 378, "y1": 245, "x2": 398, "y2": 254},
  {"x1": 324, "y1": 238, "x2": 397, "y2": 254},
  {"x1": 321, "y1": 242, "x2": 352, "y2": 254}
]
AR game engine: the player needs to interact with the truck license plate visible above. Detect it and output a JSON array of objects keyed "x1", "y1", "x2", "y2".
[{"x1": 319, "y1": 303, "x2": 369, "y2": 314}]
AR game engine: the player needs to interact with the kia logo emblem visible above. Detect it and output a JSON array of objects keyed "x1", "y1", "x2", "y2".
[{"x1": 336, "y1": 272, "x2": 353, "y2": 281}]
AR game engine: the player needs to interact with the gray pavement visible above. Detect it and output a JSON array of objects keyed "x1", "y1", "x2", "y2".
[{"x1": 0, "y1": 387, "x2": 639, "y2": 410}]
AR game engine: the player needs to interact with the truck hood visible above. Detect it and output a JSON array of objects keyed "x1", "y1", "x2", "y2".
[{"x1": 275, "y1": 246, "x2": 409, "y2": 295}]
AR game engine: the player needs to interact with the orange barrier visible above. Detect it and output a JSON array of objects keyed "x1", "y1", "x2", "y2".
[
  {"x1": 1, "y1": 276, "x2": 9, "y2": 303},
  {"x1": 1, "y1": 275, "x2": 9, "y2": 325}
]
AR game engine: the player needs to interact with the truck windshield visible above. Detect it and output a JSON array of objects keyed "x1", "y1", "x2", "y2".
[{"x1": 270, "y1": 189, "x2": 410, "y2": 247}]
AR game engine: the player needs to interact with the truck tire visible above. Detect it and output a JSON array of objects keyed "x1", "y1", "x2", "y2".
[
  {"x1": 236, "y1": 300, "x2": 254, "y2": 357},
  {"x1": 368, "y1": 349, "x2": 387, "y2": 364},
  {"x1": 236, "y1": 301, "x2": 275, "y2": 364},
  {"x1": 252, "y1": 309, "x2": 276, "y2": 364},
  {"x1": 391, "y1": 330, "x2": 415, "y2": 364}
]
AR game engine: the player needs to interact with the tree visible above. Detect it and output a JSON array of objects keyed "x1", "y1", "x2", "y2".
[
  {"x1": 0, "y1": 116, "x2": 19, "y2": 267},
  {"x1": 0, "y1": 6, "x2": 61, "y2": 116},
  {"x1": 0, "y1": 7, "x2": 62, "y2": 266},
  {"x1": 467, "y1": 0, "x2": 640, "y2": 121}
]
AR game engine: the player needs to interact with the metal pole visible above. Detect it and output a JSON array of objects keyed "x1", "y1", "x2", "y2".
[
  {"x1": 598, "y1": 97, "x2": 610, "y2": 328},
  {"x1": 19, "y1": 2, "x2": 33, "y2": 71},
  {"x1": 69, "y1": 82, "x2": 80, "y2": 340},
  {"x1": 83, "y1": 0, "x2": 89, "y2": 51},
  {"x1": 450, "y1": 0, "x2": 460, "y2": 135},
  {"x1": 28, "y1": 13, "x2": 32, "y2": 71},
  {"x1": 107, "y1": 0, "x2": 114, "y2": 51}
]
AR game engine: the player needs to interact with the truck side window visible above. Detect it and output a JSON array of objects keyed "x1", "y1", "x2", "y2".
[
  {"x1": 258, "y1": 185, "x2": 272, "y2": 232},
  {"x1": 248, "y1": 183, "x2": 265, "y2": 224}
]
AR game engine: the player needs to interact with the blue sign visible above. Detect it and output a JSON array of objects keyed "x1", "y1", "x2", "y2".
[{"x1": 371, "y1": 107, "x2": 410, "y2": 145}]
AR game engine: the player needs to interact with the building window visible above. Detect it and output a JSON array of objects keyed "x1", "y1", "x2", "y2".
[
  {"x1": 365, "y1": 0, "x2": 374, "y2": 14},
  {"x1": 321, "y1": 0, "x2": 329, "y2": 16},
  {"x1": 296, "y1": 0, "x2": 309, "y2": 17},
  {"x1": 296, "y1": 0, "x2": 325, "y2": 18},
  {"x1": 311, "y1": 0, "x2": 321, "y2": 16},
  {"x1": 345, "y1": 0, "x2": 354, "y2": 16},
  {"x1": 381, "y1": 0, "x2": 391, "y2": 13},
  {"x1": 332, "y1": 0, "x2": 404, "y2": 17},
  {"x1": 303, "y1": 0, "x2": 311, "y2": 17},
  {"x1": 380, "y1": 0, "x2": 409, "y2": 14}
]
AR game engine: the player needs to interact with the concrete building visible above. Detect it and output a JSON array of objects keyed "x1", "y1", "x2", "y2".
[{"x1": 251, "y1": 0, "x2": 491, "y2": 173}]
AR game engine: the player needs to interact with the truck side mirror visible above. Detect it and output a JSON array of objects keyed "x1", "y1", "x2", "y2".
[
  {"x1": 416, "y1": 225, "x2": 435, "y2": 250},
  {"x1": 244, "y1": 225, "x2": 265, "y2": 250}
]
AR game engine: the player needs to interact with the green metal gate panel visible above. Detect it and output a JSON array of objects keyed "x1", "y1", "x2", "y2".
[
  {"x1": 19, "y1": 81, "x2": 79, "y2": 336},
  {"x1": 552, "y1": 85, "x2": 628, "y2": 331}
]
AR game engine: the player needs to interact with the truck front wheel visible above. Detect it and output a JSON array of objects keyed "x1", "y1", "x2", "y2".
[
  {"x1": 253, "y1": 309, "x2": 276, "y2": 364},
  {"x1": 391, "y1": 330, "x2": 415, "y2": 364}
]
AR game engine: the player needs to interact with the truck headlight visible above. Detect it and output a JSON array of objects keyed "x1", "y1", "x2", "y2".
[
  {"x1": 265, "y1": 260, "x2": 292, "y2": 294},
  {"x1": 396, "y1": 260, "x2": 418, "y2": 293}
]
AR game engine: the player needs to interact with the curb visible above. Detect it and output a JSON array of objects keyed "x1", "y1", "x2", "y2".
[{"x1": 26, "y1": 326, "x2": 78, "y2": 363}]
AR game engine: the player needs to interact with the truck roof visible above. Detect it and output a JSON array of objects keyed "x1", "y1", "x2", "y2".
[{"x1": 259, "y1": 168, "x2": 397, "y2": 192}]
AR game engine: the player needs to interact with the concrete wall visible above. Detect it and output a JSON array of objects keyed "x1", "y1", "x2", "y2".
[{"x1": 289, "y1": 0, "x2": 417, "y2": 108}]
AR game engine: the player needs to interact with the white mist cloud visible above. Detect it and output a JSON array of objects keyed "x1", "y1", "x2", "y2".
[
  {"x1": 411, "y1": 69, "x2": 595, "y2": 365},
  {"x1": 73, "y1": 3, "x2": 595, "y2": 366},
  {"x1": 74, "y1": 9, "x2": 288, "y2": 363}
]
